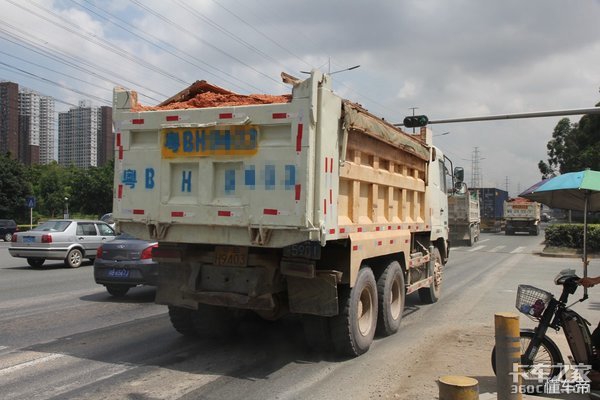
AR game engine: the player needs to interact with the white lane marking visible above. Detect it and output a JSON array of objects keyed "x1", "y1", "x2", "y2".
[
  {"x1": 490, "y1": 246, "x2": 506, "y2": 252},
  {"x1": 0, "y1": 353, "x2": 64, "y2": 376},
  {"x1": 511, "y1": 246, "x2": 527, "y2": 254},
  {"x1": 477, "y1": 239, "x2": 490, "y2": 243},
  {"x1": 468, "y1": 245, "x2": 486, "y2": 252}
]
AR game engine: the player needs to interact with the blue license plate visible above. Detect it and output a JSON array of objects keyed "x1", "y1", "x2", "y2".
[
  {"x1": 23, "y1": 236, "x2": 35, "y2": 243},
  {"x1": 108, "y1": 268, "x2": 129, "y2": 278}
]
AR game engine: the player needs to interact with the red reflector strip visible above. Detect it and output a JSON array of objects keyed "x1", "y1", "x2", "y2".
[
  {"x1": 325, "y1": 158, "x2": 328, "y2": 173},
  {"x1": 117, "y1": 184, "x2": 123, "y2": 199},
  {"x1": 263, "y1": 209, "x2": 278, "y2": 215},
  {"x1": 329, "y1": 229, "x2": 335, "y2": 234},
  {"x1": 376, "y1": 226, "x2": 380, "y2": 231},
  {"x1": 116, "y1": 133, "x2": 121, "y2": 146},
  {"x1": 329, "y1": 157, "x2": 333, "y2": 173},
  {"x1": 296, "y1": 124, "x2": 303, "y2": 152},
  {"x1": 388, "y1": 226, "x2": 392, "y2": 230},
  {"x1": 272, "y1": 112, "x2": 287, "y2": 119},
  {"x1": 133, "y1": 209, "x2": 145, "y2": 215},
  {"x1": 219, "y1": 113, "x2": 233, "y2": 119},
  {"x1": 118, "y1": 146, "x2": 123, "y2": 160},
  {"x1": 132, "y1": 118, "x2": 144, "y2": 124},
  {"x1": 390, "y1": 240, "x2": 394, "y2": 244},
  {"x1": 218, "y1": 210, "x2": 232, "y2": 217},
  {"x1": 352, "y1": 245, "x2": 358, "y2": 251},
  {"x1": 295, "y1": 184, "x2": 301, "y2": 201},
  {"x1": 358, "y1": 227, "x2": 363, "y2": 232},
  {"x1": 339, "y1": 228, "x2": 346, "y2": 233},
  {"x1": 323, "y1": 199, "x2": 327, "y2": 215},
  {"x1": 171, "y1": 211, "x2": 184, "y2": 217},
  {"x1": 166, "y1": 115, "x2": 179, "y2": 121},
  {"x1": 377, "y1": 241, "x2": 382, "y2": 246}
]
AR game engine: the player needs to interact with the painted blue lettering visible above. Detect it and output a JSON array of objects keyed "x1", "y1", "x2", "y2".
[
  {"x1": 165, "y1": 131, "x2": 180, "y2": 153},
  {"x1": 245, "y1": 165, "x2": 256, "y2": 189},
  {"x1": 122, "y1": 169, "x2": 137, "y2": 189},
  {"x1": 285, "y1": 165, "x2": 296, "y2": 190},
  {"x1": 265, "y1": 165, "x2": 275, "y2": 190},
  {"x1": 183, "y1": 130, "x2": 193, "y2": 152},
  {"x1": 145, "y1": 168, "x2": 155, "y2": 189},
  {"x1": 195, "y1": 130, "x2": 206, "y2": 152},
  {"x1": 225, "y1": 169, "x2": 236, "y2": 194},
  {"x1": 181, "y1": 170, "x2": 192, "y2": 193}
]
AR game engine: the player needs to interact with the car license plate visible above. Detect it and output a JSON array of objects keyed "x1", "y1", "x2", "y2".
[
  {"x1": 108, "y1": 268, "x2": 129, "y2": 278},
  {"x1": 23, "y1": 236, "x2": 35, "y2": 243},
  {"x1": 214, "y1": 246, "x2": 248, "y2": 267}
]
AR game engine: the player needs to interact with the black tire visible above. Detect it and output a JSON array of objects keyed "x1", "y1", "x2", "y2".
[
  {"x1": 491, "y1": 330, "x2": 564, "y2": 385},
  {"x1": 376, "y1": 261, "x2": 405, "y2": 337},
  {"x1": 302, "y1": 315, "x2": 332, "y2": 351},
  {"x1": 330, "y1": 266, "x2": 378, "y2": 357},
  {"x1": 106, "y1": 285, "x2": 131, "y2": 297},
  {"x1": 27, "y1": 258, "x2": 45, "y2": 268},
  {"x1": 168, "y1": 305, "x2": 197, "y2": 337},
  {"x1": 65, "y1": 248, "x2": 83, "y2": 268},
  {"x1": 418, "y1": 248, "x2": 442, "y2": 304},
  {"x1": 4, "y1": 232, "x2": 12, "y2": 242}
]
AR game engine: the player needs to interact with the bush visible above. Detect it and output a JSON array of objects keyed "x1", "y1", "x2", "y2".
[{"x1": 545, "y1": 224, "x2": 600, "y2": 252}]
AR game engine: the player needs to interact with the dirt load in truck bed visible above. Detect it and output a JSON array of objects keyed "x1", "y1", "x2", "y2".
[{"x1": 131, "y1": 80, "x2": 291, "y2": 111}]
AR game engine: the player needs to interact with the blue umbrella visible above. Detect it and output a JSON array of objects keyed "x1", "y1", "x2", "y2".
[{"x1": 521, "y1": 169, "x2": 600, "y2": 283}]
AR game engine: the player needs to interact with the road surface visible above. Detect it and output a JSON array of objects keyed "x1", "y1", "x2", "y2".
[{"x1": 0, "y1": 230, "x2": 597, "y2": 399}]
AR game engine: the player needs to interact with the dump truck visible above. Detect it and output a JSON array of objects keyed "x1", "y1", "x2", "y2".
[
  {"x1": 111, "y1": 70, "x2": 459, "y2": 357},
  {"x1": 448, "y1": 189, "x2": 480, "y2": 246},
  {"x1": 473, "y1": 187, "x2": 509, "y2": 232},
  {"x1": 504, "y1": 197, "x2": 541, "y2": 235}
]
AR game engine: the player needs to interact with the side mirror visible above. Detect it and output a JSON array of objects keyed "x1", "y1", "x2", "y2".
[{"x1": 454, "y1": 167, "x2": 464, "y2": 183}]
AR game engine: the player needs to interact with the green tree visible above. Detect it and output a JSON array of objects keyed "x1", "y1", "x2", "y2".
[
  {"x1": 34, "y1": 162, "x2": 74, "y2": 217},
  {"x1": 71, "y1": 160, "x2": 114, "y2": 216},
  {"x1": 539, "y1": 104, "x2": 600, "y2": 178},
  {"x1": 0, "y1": 154, "x2": 32, "y2": 221}
]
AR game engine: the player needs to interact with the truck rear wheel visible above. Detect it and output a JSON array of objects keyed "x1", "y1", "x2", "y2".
[
  {"x1": 168, "y1": 306, "x2": 196, "y2": 337},
  {"x1": 376, "y1": 261, "x2": 405, "y2": 337},
  {"x1": 331, "y1": 266, "x2": 378, "y2": 357},
  {"x1": 418, "y1": 248, "x2": 442, "y2": 304}
]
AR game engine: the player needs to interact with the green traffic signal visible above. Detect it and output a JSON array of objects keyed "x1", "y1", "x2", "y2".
[{"x1": 403, "y1": 115, "x2": 429, "y2": 128}]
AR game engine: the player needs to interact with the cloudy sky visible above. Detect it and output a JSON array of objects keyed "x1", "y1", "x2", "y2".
[{"x1": 2, "y1": 0, "x2": 599, "y2": 196}]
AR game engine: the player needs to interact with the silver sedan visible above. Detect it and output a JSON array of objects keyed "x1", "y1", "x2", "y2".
[{"x1": 9, "y1": 219, "x2": 116, "y2": 268}]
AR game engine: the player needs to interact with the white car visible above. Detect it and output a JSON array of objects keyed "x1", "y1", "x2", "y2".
[{"x1": 9, "y1": 219, "x2": 116, "y2": 268}]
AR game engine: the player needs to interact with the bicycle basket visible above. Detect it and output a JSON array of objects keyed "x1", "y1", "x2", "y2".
[{"x1": 515, "y1": 285, "x2": 553, "y2": 320}]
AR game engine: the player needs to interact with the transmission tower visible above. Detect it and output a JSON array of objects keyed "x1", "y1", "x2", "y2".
[{"x1": 470, "y1": 147, "x2": 484, "y2": 188}]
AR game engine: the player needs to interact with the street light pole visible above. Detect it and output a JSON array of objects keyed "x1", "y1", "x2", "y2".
[{"x1": 64, "y1": 197, "x2": 69, "y2": 219}]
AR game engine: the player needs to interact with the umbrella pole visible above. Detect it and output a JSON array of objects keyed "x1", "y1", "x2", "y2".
[{"x1": 583, "y1": 193, "x2": 589, "y2": 298}]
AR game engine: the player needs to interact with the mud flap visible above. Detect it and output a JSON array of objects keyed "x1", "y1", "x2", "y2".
[{"x1": 287, "y1": 272, "x2": 339, "y2": 316}]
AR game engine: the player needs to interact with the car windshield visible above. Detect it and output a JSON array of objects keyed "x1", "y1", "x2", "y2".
[{"x1": 33, "y1": 220, "x2": 71, "y2": 232}]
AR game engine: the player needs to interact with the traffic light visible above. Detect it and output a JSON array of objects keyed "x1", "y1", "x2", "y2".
[{"x1": 403, "y1": 115, "x2": 429, "y2": 128}]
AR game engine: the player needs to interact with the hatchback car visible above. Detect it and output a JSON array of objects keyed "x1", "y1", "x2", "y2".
[
  {"x1": 94, "y1": 234, "x2": 158, "y2": 296},
  {"x1": 0, "y1": 219, "x2": 18, "y2": 242},
  {"x1": 9, "y1": 219, "x2": 116, "y2": 268}
]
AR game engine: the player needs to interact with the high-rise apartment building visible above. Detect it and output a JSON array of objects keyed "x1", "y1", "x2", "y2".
[
  {"x1": 58, "y1": 101, "x2": 113, "y2": 168},
  {"x1": 0, "y1": 81, "x2": 19, "y2": 159},
  {"x1": 19, "y1": 89, "x2": 55, "y2": 165},
  {"x1": 1, "y1": 82, "x2": 56, "y2": 165}
]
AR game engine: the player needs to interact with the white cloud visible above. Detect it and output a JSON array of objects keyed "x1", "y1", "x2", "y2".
[{"x1": 1, "y1": 0, "x2": 598, "y2": 194}]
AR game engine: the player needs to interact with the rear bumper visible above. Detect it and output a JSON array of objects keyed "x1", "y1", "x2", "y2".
[
  {"x1": 8, "y1": 247, "x2": 69, "y2": 260},
  {"x1": 94, "y1": 260, "x2": 159, "y2": 286}
]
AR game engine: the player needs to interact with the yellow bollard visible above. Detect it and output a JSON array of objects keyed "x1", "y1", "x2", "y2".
[
  {"x1": 438, "y1": 375, "x2": 479, "y2": 400},
  {"x1": 494, "y1": 312, "x2": 521, "y2": 400}
]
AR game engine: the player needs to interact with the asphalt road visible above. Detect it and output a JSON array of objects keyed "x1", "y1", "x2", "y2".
[{"x1": 0, "y1": 229, "x2": 598, "y2": 400}]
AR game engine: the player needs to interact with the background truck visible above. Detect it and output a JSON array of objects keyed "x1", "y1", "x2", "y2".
[
  {"x1": 504, "y1": 197, "x2": 541, "y2": 235},
  {"x1": 473, "y1": 187, "x2": 509, "y2": 232},
  {"x1": 112, "y1": 70, "x2": 459, "y2": 357},
  {"x1": 448, "y1": 189, "x2": 480, "y2": 246}
]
